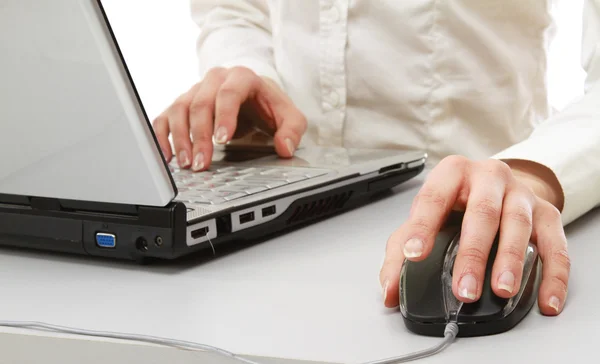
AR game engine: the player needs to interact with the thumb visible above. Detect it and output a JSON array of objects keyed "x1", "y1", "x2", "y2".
[
  {"x1": 256, "y1": 77, "x2": 307, "y2": 158},
  {"x1": 273, "y1": 107, "x2": 307, "y2": 158}
]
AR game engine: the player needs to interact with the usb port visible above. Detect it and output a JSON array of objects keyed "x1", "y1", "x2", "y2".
[
  {"x1": 95, "y1": 233, "x2": 116, "y2": 248},
  {"x1": 239, "y1": 211, "x2": 255, "y2": 224},
  {"x1": 191, "y1": 226, "x2": 209, "y2": 239},
  {"x1": 262, "y1": 205, "x2": 276, "y2": 217}
]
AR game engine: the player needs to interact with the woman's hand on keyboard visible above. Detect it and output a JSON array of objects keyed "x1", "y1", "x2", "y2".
[{"x1": 153, "y1": 66, "x2": 307, "y2": 171}]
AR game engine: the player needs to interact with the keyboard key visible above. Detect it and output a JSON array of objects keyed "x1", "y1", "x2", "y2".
[
  {"x1": 285, "y1": 175, "x2": 307, "y2": 183},
  {"x1": 243, "y1": 175, "x2": 288, "y2": 181},
  {"x1": 189, "y1": 198, "x2": 212, "y2": 204},
  {"x1": 244, "y1": 186, "x2": 268, "y2": 194},
  {"x1": 223, "y1": 193, "x2": 247, "y2": 201},
  {"x1": 236, "y1": 167, "x2": 258, "y2": 174},
  {"x1": 305, "y1": 170, "x2": 328, "y2": 178},
  {"x1": 210, "y1": 191, "x2": 244, "y2": 198},
  {"x1": 216, "y1": 166, "x2": 237, "y2": 172},
  {"x1": 264, "y1": 181, "x2": 287, "y2": 189}
]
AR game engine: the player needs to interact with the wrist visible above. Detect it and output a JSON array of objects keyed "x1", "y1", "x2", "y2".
[{"x1": 503, "y1": 159, "x2": 565, "y2": 211}]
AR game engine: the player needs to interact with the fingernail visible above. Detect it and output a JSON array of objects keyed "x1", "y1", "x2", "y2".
[
  {"x1": 178, "y1": 150, "x2": 190, "y2": 168},
  {"x1": 192, "y1": 152, "x2": 205, "y2": 171},
  {"x1": 285, "y1": 138, "x2": 295, "y2": 155},
  {"x1": 549, "y1": 296, "x2": 561, "y2": 313},
  {"x1": 458, "y1": 274, "x2": 477, "y2": 300},
  {"x1": 498, "y1": 271, "x2": 515, "y2": 294},
  {"x1": 403, "y1": 238, "x2": 423, "y2": 258},
  {"x1": 382, "y1": 279, "x2": 389, "y2": 302},
  {"x1": 215, "y1": 126, "x2": 228, "y2": 144}
]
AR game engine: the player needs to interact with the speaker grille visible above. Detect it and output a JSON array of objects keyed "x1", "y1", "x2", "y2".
[{"x1": 286, "y1": 191, "x2": 354, "y2": 224}]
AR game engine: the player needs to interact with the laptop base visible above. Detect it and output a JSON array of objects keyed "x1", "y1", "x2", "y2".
[{"x1": 0, "y1": 164, "x2": 424, "y2": 264}]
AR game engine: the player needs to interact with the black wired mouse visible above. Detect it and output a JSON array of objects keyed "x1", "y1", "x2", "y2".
[{"x1": 399, "y1": 211, "x2": 542, "y2": 337}]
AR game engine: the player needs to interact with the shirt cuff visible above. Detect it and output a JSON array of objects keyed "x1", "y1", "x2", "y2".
[
  {"x1": 491, "y1": 87, "x2": 600, "y2": 226},
  {"x1": 216, "y1": 57, "x2": 285, "y2": 90}
]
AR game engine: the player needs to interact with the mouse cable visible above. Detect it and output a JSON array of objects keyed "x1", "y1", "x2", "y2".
[
  {"x1": 361, "y1": 322, "x2": 459, "y2": 364},
  {"x1": 0, "y1": 320, "x2": 459, "y2": 364}
]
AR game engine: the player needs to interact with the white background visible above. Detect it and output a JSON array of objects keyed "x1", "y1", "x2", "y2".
[{"x1": 101, "y1": 0, "x2": 588, "y2": 122}]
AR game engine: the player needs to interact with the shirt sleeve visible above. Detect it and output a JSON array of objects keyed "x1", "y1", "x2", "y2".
[
  {"x1": 492, "y1": 0, "x2": 600, "y2": 226},
  {"x1": 189, "y1": 0, "x2": 283, "y2": 87}
]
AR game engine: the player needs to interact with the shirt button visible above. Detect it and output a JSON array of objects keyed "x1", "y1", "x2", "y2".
[
  {"x1": 327, "y1": 91, "x2": 340, "y2": 107},
  {"x1": 328, "y1": 5, "x2": 340, "y2": 22}
]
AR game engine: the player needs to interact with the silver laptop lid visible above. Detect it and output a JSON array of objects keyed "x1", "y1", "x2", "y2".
[{"x1": 0, "y1": 0, "x2": 176, "y2": 206}]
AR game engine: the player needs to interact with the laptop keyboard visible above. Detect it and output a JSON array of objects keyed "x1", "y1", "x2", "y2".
[{"x1": 170, "y1": 165, "x2": 329, "y2": 205}]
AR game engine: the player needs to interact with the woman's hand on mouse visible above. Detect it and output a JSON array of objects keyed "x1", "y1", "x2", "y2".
[
  {"x1": 152, "y1": 66, "x2": 307, "y2": 171},
  {"x1": 379, "y1": 156, "x2": 570, "y2": 316}
]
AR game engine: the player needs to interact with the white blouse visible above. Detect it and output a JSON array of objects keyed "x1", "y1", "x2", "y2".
[{"x1": 190, "y1": 0, "x2": 600, "y2": 226}]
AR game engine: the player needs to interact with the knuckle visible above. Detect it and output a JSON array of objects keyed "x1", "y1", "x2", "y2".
[
  {"x1": 217, "y1": 86, "x2": 243, "y2": 102},
  {"x1": 409, "y1": 216, "x2": 433, "y2": 231},
  {"x1": 551, "y1": 248, "x2": 571, "y2": 272},
  {"x1": 483, "y1": 159, "x2": 512, "y2": 180},
  {"x1": 440, "y1": 155, "x2": 469, "y2": 170},
  {"x1": 540, "y1": 201, "x2": 562, "y2": 221},
  {"x1": 550, "y1": 274, "x2": 569, "y2": 294},
  {"x1": 499, "y1": 244, "x2": 526, "y2": 266},
  {"x1": 169, "y1": 119, "x2": 188, "y2": 136},
  {"x1": 191, "y1": 128, "x2": 212, "y2": 142},
  {"x1": 229, "y1": 66, "x2": 256, "y2": 80},
  {"x1": 504, "y1": 205, "x2": 533, "y2": 229},
  {"x1": 189, "y1": 97, "x2": 213, "y2": 116},
  {"x1": 415, "y1": 186, "x2": 449, "y2": 211},
  {"x1": 171, "y1": 100, "x2": 189, "y2": 114},
  {"x1": 472, "y1": 198, "x2": 501, "y2": 223},
  {"x1": 207, "y1": 67, "x2": 226, "y2": 79},
  {"x1": 460, "y1": 246, "x2": 489, "y2": 267}
]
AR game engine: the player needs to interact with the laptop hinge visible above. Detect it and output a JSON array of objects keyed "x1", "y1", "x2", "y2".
[{"x1": 30, "y1": 197, "x2": 62, "y2": 211}]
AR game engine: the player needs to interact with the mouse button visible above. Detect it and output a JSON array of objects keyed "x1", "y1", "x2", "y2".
[
  {"x1": 501, "y1": 242, "x2": 540, "y2": 317},
  {"x1": 399, "y1": 225, "x2": 461, "y2": 323},
  {"x1": 458, "y1": 235, "x2": 508, "y2": 321},
  {"x1": 400, "y1": 261, "x2": 446, "y2": 323}
]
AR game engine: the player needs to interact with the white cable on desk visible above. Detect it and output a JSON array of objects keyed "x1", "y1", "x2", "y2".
[
  {"x1": 362, "y1": 323, "x2": 459, "y2": 364},
  {"x1": 0, "y1": 320, "x2": 459, "y2": 364}
]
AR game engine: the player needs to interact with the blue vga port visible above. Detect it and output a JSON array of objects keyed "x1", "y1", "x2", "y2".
[{"x1": 95, "y1": 232, "x2": 116, "y2": 248}]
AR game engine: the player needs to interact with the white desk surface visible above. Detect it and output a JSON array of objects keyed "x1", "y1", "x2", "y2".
[{"x1": 0, "y1": 172, "x2": 597, "y2": 364}]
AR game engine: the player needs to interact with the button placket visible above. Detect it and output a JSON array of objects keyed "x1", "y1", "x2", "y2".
[{"x1": 318, "y1": 0, "x2": 348, "y2": 147}]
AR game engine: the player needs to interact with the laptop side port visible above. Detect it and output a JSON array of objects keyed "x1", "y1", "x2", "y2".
[
  {"x1": 261, "y1": 205, "x2": 276, "y2": 217},
  {"x1": 186, "y1": 219, "x2": 218, "y2": 247},
  {"x1": 239, "y1": 211, "x2": 255, "y2": 224},
  {"x1": 95, "y1": 232, "x2": 116, "y2": 248},
  {"x1": 191, "y1": 226, "x2": 209, "y2": 239}
]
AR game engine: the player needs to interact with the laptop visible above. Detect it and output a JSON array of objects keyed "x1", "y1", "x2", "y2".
[{"x1": 0, "y1": 0, "x2": 426, "y2": 262}]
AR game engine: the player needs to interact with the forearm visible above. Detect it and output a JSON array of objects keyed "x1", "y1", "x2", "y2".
[
  {"x1": 492, "y1": 0, "x2": 600, "y2": 226},
  {"x1": 190, "y1": 0, "x2": 282, "y2": 87}
]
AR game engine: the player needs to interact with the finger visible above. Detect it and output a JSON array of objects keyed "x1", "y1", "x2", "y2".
[
  {"x1": 533, "y1": 201, "x2": 570, "y2": 315},
  {"x1": 214, "y1": 67, "x2": 261, "y2": 145},
  {"x1": 152, "y1": 112, "x2": 172, "y2": 162},
  {"x1": 453, "y1": 162, "x2": 508, "y2": 302},
  {"x1": 380, "y1": 229, "x2": 405, "y2": 308},
  {"x1": 168, "y1": 95, "x2": 194, "y2": 169},
  {"x1": 491, "y1": 185, "x2": 534, "y2": 298},
  {"x1": 258, "y1": 78, "x2": 305, "y2": 158},
  {"x1": 379, "y1": 156, "x2": 468, "y2": 308},
  {"x1": 272, "y1": 107, "x2": 307, "y2": 158},
  {"x1": 188, "y1": 69, "x2": 226, "y2": 171}
]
